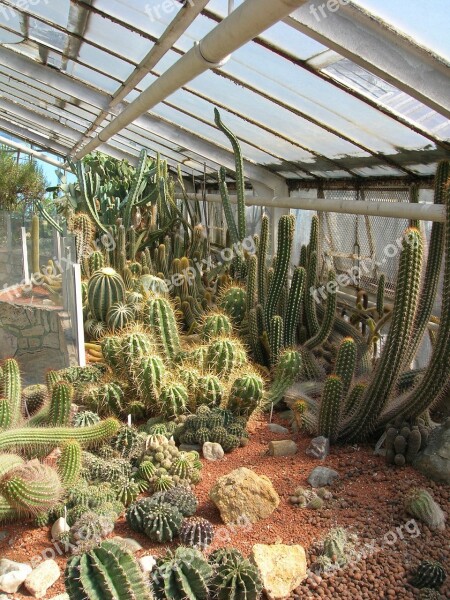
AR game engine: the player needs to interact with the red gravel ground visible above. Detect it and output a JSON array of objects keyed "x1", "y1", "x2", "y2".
[
  {"x1": 0, "y1": 285, "x2": 61, "y2": 307},
  {"x1": 1, "y1": 414, "x2": 448, "y2": 599}
]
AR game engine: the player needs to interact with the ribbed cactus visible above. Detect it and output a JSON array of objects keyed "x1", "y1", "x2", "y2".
[
  {"x1": 196, "y1": 375, "x2": 224, "y2": 407},
  {"x1": 49, "y1": 381, "x2": 73, "y2": 426},
  {"x1": 31, "y1": 214, "x2": 40, "y2": 275},
  {"x1": 88, "y1": 250, "x2": 105, "y2": 274},
  {"x1": 143, "y1": 501, "x2": 183, "y2": 542},
  {"x1": 100, "y1": 335, "x2": 122, "y2": 370},
  {"x1": 206, "y1": 338, "x2": 246, "y2": 376},
  {"x1": 334, "y1": 337, "x2": 357, "y2": 400},
  {"x1": 83, "y1": 382, "x2": 124, "y2": 417},
  {"x1": 304, "y1": 216, "x2": 320, "y2": 338},
  {"x1": 152, "y1": 546, "x2": 212, "y2": 600},
  {"x1": 65, "y1": 540, "x2": 152, "y2": 600},
  {"x1": 284, "y1": 266, "x2": 306, "y2": 347},
  {"x1": 318, "y1": 375, "x2": 343, "y2": 442},
  {"x1": 58, "y1": 440, "x2": 82, "y2": 486},
  {"x1": 159, "y1": 383, "x2": 188, "y2": 419},
  {"x1": 404, "y1": 488, "x2": 446, "y2": 531},
  {"x1": 410, "y1": 561, "x2": 446, "y2": 590},
  {"x1": 137, "y1": 355, "x2": 165, "y2": 404},
  {"x1": 87, "y1": 267, "x2": 126, "y2": 322},
  {"x1": 246, "y1": 254, "x2": 258, "y2": 313},
  {"x1": 219, "y1": 286, "x2": 247, "y2": 326},
  {"x1": 126, "y1": 496, "x2": 161, "y2": 533},
  {"x1": 22, "y1": 384, "x2": 47, "y2": 415},
  {"x1": 343, "y1": 382, "x2": 366, "y2": 419},
  {"x1": 144, "y1": 296, "x2": 181, "y2": 360},
  {"x1": 0, "y1": 460, "x2": 62, "y2": 515},
  {"x1": 201, "y1": 312, "x2": 233, "y2": 341},
  {"x1": 376, "y1": 273, "x2": 385, "y2": 318},
  {"x1": 323, "y1": 527, "x2": 349, "y2": 566},
  {"x1": 343, "y1": 228, "x2": 423, "y2": 441},
  {"x1": 162, "y1": 485, "x2": 198, "y2": 517},
  {"x1": 106, "y1": 302, "x2": 135, "y2": 331},
  {"x1": 2, "y1": 358, "x2": 21, "y2": 425},
  {"x1": 209, "y1": 548, "x2": 263, "y2": 600},
  {"x1": 120, "y1": 330, "x2": 153, "y2": 369},
  {"x1": 248, "y1": 306, "x2": 266, "y2": 366},
  {"x1": 179, "y1": 516, "x2": 214, "y2": 549},
  {"x1": 228, "y1": 373, "x2": 264, "y2": 417},
  {"x1": 258, "y1": 214, "x2": 269, "y2": 305},
  {"x1": 0, "y1": 418, "x2": 120, "y2": 452},
  {"x1": 265, "y1": 215, "x2": 294, "y2": 329},
  {"x1": 305, "y1": 270, "x2": 337, "y2": 350},
  {"x1": 0, "y1": 398, "x2": 11, "y2": 429},
  {"x1": 263, "y1": 349, "x2": 302, "y2": 408}
]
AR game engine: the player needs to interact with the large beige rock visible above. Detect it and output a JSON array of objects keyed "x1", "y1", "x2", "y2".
[
  {"x1": 251, "y1": 544, "x2": 307, "y2": 599},
  {"x1": 209, "y1": 467, "x2": 280, "y2": 524}
]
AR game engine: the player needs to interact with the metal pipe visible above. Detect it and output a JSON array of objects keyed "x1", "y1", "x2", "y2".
[
  {"x1": 185, "y1": 193, "x2": 445, "y2": 222},
  {"x1": 73, "y1": 0, "x2": 308, "y2": 161},
  {"x1": 0, "y1": 134, "x2": 64, "y2": 168}
]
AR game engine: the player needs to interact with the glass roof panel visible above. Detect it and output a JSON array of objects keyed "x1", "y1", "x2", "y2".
[
  {"x1": 77, "y1": 44, "x2": 135, "y2": 82},
  {"x1": 0, "y1": 5, "x2": 24, "y2": 43},
  {"x1": 15, "y1": 0, "x2": 71, "y2": 28},
  {"x1": 28, "y1": 19, "x2": 67, "y2": 51},
  {"x1": 66, "y1": 61, "x2": 120, "y2": 94}
]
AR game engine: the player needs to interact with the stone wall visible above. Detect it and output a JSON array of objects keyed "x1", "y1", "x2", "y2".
[{"x1": 0, "y1": 300, "x2": 78, "y2": 385}]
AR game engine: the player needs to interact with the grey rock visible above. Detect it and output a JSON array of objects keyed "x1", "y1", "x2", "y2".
[
  {"x1": 413, "y1": 420, "x2": 450, "y2": 484},
  {"x1": 24, "y1": 560, "x2": 60, "y2": 598},
  {"x1": 139, "y1": 555, "x2": 157, "y2": 573},
  {"x1": 267, "y1": 423, "x2": 289, "y2": 435},
  {"x1": 179, "y1": 444, "x2": 201, "y2": 452},
  {"x1": 203, "y1": 442, "x2": 225, "y2": 461},
  {"x1": 305, "y1": 436, "x2": 330, "y2": 460},
  {"x1": 307, "y1": 466, "x2": 339, "y2": 488},
  {"x1": 0, "y1": 559, "x2": 32, "y2": 593},
  {"x1": 268, "y1": 440, "x2": 298, "y2": 457}
]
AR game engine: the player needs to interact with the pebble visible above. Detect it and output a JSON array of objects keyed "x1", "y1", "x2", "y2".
[
  {"x1": 306, "y1": 436, "x2": 330, "y2": 460},
  {"x1": 267, "y1": 423, "x2": 290, "y2": 434},
  {"x1": 139, "y1": 555, "x2": 157, "y2": 573},
  {"x1": 307, "y1": 466, "x2": 339, "y2": 488},
  {"x1": 0, "y1": 559, "x2": 32, "y2": 594},
  {"x1": 23, "y1": 560, "x2": 60, "y2": 598},
  {"x1": 268, "y1": 440, "x2": 298, "y2": 457}
]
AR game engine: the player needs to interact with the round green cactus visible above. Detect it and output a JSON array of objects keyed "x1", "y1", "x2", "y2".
[
  {"x1": 219, "y1": 286, "x2": 247, "y2": 325},
  {"x1": 179, "y1": 516, "x2": 214, "y2": 549},
  {"x1": 201, "y1": 312, "x2": 233, "y2": 341},
  {"x1": 152, "y1": 546, "x2": 213, "y2": 600},
  {"x1": 206, "y1": 337, "x2": 246, "y2": 376},
  {"x1": 142, "y1": 501, "x2": 183, "y2": 543},
  {"x1": 196, "y1": 374, "x2": 224, "y2": 407},
  {"x1": 410, "y1": 560, "x2": 446, "y2": 590},
  {"x1": 119, "y1": 330, "x2": 153, "y2": 370},
  {"x1": 209, "y1": 548, "x2": 263, "y2": 600},
  {"x1": 106, "y1": 302, "x2": 135, "y2": 331},
  {"x1": 228, "y1": 373, "x2": 264, "y2": 417},
  {"x1": 83, "y1": 382, "x2": 124, "y2": 417},
  {"x1": 162, "y1": 485, "x2": 198, "y2": 517},
  {"x1": 87, "y1": 267, "x2": 126, "y2": 322},
  {"x1": 159, "y1": 383, "x2": 188, "y2": 419},
  {"x1": 404, "y1": 488, "x2": 446, "y2": 531}
]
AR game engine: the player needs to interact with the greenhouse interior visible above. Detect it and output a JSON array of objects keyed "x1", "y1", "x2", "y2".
[{"x1": 0, "y1": 0, "x2": 448, "y2": 598}]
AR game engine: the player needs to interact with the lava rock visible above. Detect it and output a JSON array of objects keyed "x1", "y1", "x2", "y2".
[
  {"x1": 306, "y1": 436, "x2": 330, "y2": 460},
  {"x1": 251, "y1": 543, "x2": 307, "y2": 599},
  {"x1": 203, "y1": 442, "x2": 225, "y2": 461},
  {"x1": 307, "y1": 466, "x2": 339, "y2": 488}
]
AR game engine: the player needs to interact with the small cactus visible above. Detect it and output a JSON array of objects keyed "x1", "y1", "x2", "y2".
[
  {"x1": 410, "y1": 560, "x2": 446, "y2": 590},
  {"x1": 405, "y1": 488, "x2": 446, "y2": 531},
  {"x1": 179, "y1": 516, "x2": 214, "y2": 549},
  {"x1": 209, "y1": 547, "x2": 263, "y2": 600}
]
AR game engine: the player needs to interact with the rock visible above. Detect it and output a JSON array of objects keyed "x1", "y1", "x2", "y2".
[
  {"x1": 307, "y1": 466, "x2": 339, "y2": 488},
  {"x1": 210, "y1": 467, "x2": 280, "y2": 524},
  {"x1": 268, "y1": 440, "x2": 297, "y2": 457},
  {"x1": 267, "y1": 423, "x2": 289, "y2": 434},
  {"x1": 51, "y1": 517, "x2": 70, "y2": 539},
  {"x1": 250, "y1": 544, "x2": 307, "y2": 599},
  {"x1": 111, "y1": 536, "x2": 143, "y2": 553},
  {"x1": 48, "y1": 595, "x2": 69, "y2": 600},
  {"x1": 179, "y1": 443, "x2": 201, "y2": 452},
  {"x1": 413, "y1": 420, "x2": 450, "y2": 484},
  {"x1": 139, "y1": 555, "x2": 157, "y2": 573},
  {"x1": 203, "y1": 442, "x2": 225, "y2": 461},
  {"x1": 0, "y1": 559, "x2": 32, "y2": 593},
  {"x1": 23, "y1": 559, "x2": 60, "y2": 598},
  {"x1": 305, "y1": 436, "x2": 330, "y2": 460}
]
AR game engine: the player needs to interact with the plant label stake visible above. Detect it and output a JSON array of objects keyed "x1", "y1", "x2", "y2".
[{"x1": 128, "y1": 414, "x2": 132, "y2": 427}]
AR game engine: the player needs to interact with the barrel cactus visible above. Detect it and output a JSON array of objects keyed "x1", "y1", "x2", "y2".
[
  {"x1": 209, "y1": 547, "x2": 263, "y2": 600},
  {"x1": 404, "y1": 488, "x2": 446, "y2": 531},
  {"x1": 228, "y1": 372, "x2": 264, "y2": 417},
  {"x1": 152, "y1": 546, "x2": 213, "y2": 600},
  {"x1": 158, "y1": 383, "x2": 188, "y2": 419},
  {"x1": 87, "y1": 267, "x2": 126, "y2": 322},
  {"x1": 179, "y1": 516, "x2": 214, "y2": 549},
  {"x1": 410, "y1": 560, "x2": 446, "y2": 590},
  {"x1": 201, "y1": 312, "x2": 233, "y2": 340},
  {"x1": 162, "y1": 485, "x2": 198, "y2": 517},
  {"x1": 142, "y1": 501, "x2": 183, "y2": 543},
  {"x1": 196, "y1": 375, "x2": 224, "y2": 407},
  {"x1": 206, "y1": 337, "x2": 246, "y2": 376},
  {"x1": 219, "y1": 286, "x2": 247, "y2": 325},
  {"x1": 106, "y1": 302, "x2": 135, "y2": 331}
]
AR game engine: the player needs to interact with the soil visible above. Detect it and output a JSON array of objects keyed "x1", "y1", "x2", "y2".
[
  {"x1": 1, "y1": 414, "x2": 448, "y2": 599},
  {"x1": 0, "y1": 285, "x2": 61, "y2": 308}
]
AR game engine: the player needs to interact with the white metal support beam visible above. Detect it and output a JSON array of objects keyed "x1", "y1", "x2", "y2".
[
  {"x1": 0, "y1": 118, "x2": 70, "y2": 156},
  {"x1": 288, "y1": 2, "x2": 450, "y2": 119},
  {"x1": 0, "y1": 135, "x2": 64, "y2": 168}
]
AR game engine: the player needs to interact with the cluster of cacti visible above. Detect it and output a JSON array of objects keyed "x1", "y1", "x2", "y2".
[
  {"x1": 384, "y1": 416, "x2": 430, "y2": 466},
  {"x1": 209, "y1": 548, "x2": 263, "y2": 600},
  {"x1": 404, "y1": 488, "x2": 446, "y2": 531},
  {"x1": 178, "y1": 406, "x2": 248, "y2": 452},
  {"x1": 410, "y1": 561, "x2": 446, "y2": 590},
  {"x1": 289, "y1": 485, "x2": 332, "y2": 510}
]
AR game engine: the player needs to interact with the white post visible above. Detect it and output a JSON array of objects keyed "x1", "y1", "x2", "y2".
[
  {"x1": 73, "y1": 263, "x2": 86, "y2": 367},
  {"x1": 21, "y1": 226, "x2": 30, "y2": 286}
]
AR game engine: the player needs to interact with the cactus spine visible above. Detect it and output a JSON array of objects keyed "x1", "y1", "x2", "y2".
[
  {"x1": 49, "y1": 381, "x2": 73, "y2": 426},
  {"x1": 265, "y1": 215, "x2": 294, "y2": 329},
  {"x1": 284, "y1": 266, "x2": 306, "y2": 347},
  {"x1": 318, "y1": 375, "x2": 343, "y2": 442},
  {"x1": 87, "y1": 267, "x2": 126, "y2": 322}
]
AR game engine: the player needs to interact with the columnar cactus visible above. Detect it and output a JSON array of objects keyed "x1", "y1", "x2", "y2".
[
  {"x1": 265, "y1": 215, "x2": 294, "y2": 329},
  {"x1": 269, "y1": 315, "x2": 284, "y2": 367},
  {"x1": 49, "y1": 381, "x2": 73, "y2": 426},
  {"x1": 258, "y1": 214, "x2": 269, "y2": 305},
  {"x1": 100, "y1": 335, "x2": 122, "y2": 370},
  {"x1": 88, "y1": 250, "x2": 105, "y2": 274},
  {"x1": 263, "y1": 349, "x2": 302, "y2": 408},
  {"x1": 87, "y1": 267, "x2": 126, "y2": 322},
  {"x1": 65, "y1": 540, "x2": 153, "y2": 600},
  {"x1": 0, "y1": 399, "x2": 11, "y2": 429},
  {"x1": 201, "y1": 312, "x2": 233, "y2": 341},
  {"x1": 305, "y1": 270, "x2": 337, "y2": 350},
  {"x1": 159, "y1": 383, "x2": 188, "y2": 419},
  {"x1": 2, "y1": 359, "x2": 21, "y2": 425},
  {"x1": 119, "y1": 330, "x2": 153, "y2": 370},
  {"x1": 376, "y1": 273, "x2": 385, "y2": 318},
  {"x1": 219, "y1": 286, "x2": 247, "y2": 326},
  {"x1": 334, "y1": 337, "x2": 357, "y2": 400},
  {"x1": 196, "y1": 375, "x2": 224, "y2": 407},
  {"x1": 58, "y1": 440, "x2": 82, "y2": 486},
  {"x1": 152, "y1": 546, "x2": 213, "y2": 600},
  {"x1": 228, "y1": 373, "x2": 264, "y2": 417},
  {"x1": 209, "y1": 548, "x2": 263, "y2": 600},
  {"x1": 318, "y1": 375, "x2": 343, "y2": 442},
  {"x1": 137, "y1": 355, "x2": 166, "y2": 404},
  {"x1": 246, "y1": 254, "x2": 258, "y2": 313},
  {"x1": 284, "y1": 266, "x2": 306, "y2": 347},
  {"x1": 206, "y1": 338, "x2": 245, "y2": 376},
  {"x1": 144, "y1": 296, "x2": 181, "y2": 360}
]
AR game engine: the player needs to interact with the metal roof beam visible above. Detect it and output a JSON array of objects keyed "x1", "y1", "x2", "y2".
[
  {"x1": 289, "y1": 2, "x2": 450, "y2": 119},
  {"x1": 0, "y1": 134, "x2": 64, "y2": 168},
  {"x1": 0, "y1": 118, "x2": 71, "y2": 156}
]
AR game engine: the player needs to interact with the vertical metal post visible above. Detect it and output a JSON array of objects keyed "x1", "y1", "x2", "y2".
[
  {"x1": 6, "y1": 213, "x2": 12, "y2": 255},
  {"x1": 73, "y1": 263, "x2": 86, "y2": 367},
  {"x1": 21, "y1": 226, "x2": 30, "y2": 286}
]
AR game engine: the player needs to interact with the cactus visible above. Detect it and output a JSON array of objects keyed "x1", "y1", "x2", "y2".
[
  {"x1": 404, "y1": 488, "x2": 446, "y2": 531},
  {"x1": 209, "y1": 548, "x2": 263, "y2": 600},
  {"x1": 376, "y1": 273, "x2": 385, "y2": 318},
  {"x1": 248, "y1": 306, "x2": 266, "y2": 366},
  {"x1": 0, "y1": 418, "x2": 120, "y2": 452},
  {"x1": 152, "y1": 546, "x2": 212, "y2": 600},
  {"x1": 0, "y1": 453, "x2": 24, "y2": 479},
  {"x1": 323, "y1": 527, "x2": 350, "y2": 566},
  {"x1": 284, "y1": 266, "x2": 306, "y2": 347},
  {"x1": 258, "y1": 214, "x2": 269, "y2": 305},
  {"x1": 144, "y1": 296, "x2": 181, "y2": 360},
  {"x1": 196, "y1": 374, "x2": 224, "y2": 407},
  {"x1": 265, "y1": 215, "x2": 294, "y2": 329},
  {"x1": 101, "y1": 335, "x2": 123, "y2": 370},
  {"x1": 0, "y1": 460, "x2": 62, "y2": 515},
  {"x1": 159, "y1": 383, "x2": 188, "y2": 419},
  {"x1": 142, "y1": 501, "x2": 183, "y2": 542},
  {"x1": 179, "y1": 516, "x2": 214, "y2": 549},
  {"x1": 201, "y1": 312, "x2": 233, "y2": 341},
  {"x1": 65, "y1": 539, "x2": 152, "y2": 600},
  {"x1": 0, "y1": 398, "x2": 11, "y2": 429},
  {"x1": 318, "y1": 375, "x2": 343, "y2": 442},
  {"x1": 219, "y1": 286, "x2": 247, "y2": 326},
  {"x1": 49, "y1": 381, "x2": 73, "y2": 426},
  {"x1": 269, "y1": 315, "x2": 283, "y2": 366},
  {"x1": 263, "y1": 349, "x2": 302, "y2": 408},
  {"x1": 112, "y1": 426, "x2": 142, "y2": 459},
  {"x1": 69, "y1": 510, "x2": 115, "y2": 547},
  {"x1": 410, "y1": 561, "x2": 446, "y2": 590},
  {"x1": 31, "y1": 214, "x2": 40, "y2": 275},
  {"x1": 138, "y1": 355, "x2": 166, "y2": 404},
  {"x1": 82, "y1": 382, "x2": 124, "y2": 417},
  {"x1": 246, "y1": 253, "x2": 258, "y2": 314},
  {"x1": 87, "y1": 267, "x2": 126, "y2": 322},
  {"x1": 73, "y1": 410, "x2": 100, "y2": 428},
  {"x1": 334, "y1": 337, "x2": 357, "y2": 400},
  {"x1": 162, "y1": 485, "x2": 198, "y2": 517},
  {"x1": 305, "y1": 270, "x2": 337, "y2": 350},
  {"x1": 58, "y1": 440, "x2": 82, "y2": 486},
  {"x1": 119, "y1": 330, "x2": 153, "y2": 370},
  {"x1": 106, "y1": 302, "x2": 135, "y2": 331},
  {"x1": 2, "y1": 358, "x2": 21, "y2": 425},
  {"x1": 228, "y1": 373, "x2": 264, "y2": 417},
  {"x1": 22, "y1": 384, "x2": 47, "y2": 416},
  {"x1": 406, "y1": 426, "x2": 422, "y2": 464},
  {"x1": 88, "y1": 250, "x2": 105, "y2": 274},
  {"x1": 113, "y1": 477, "x2": 139, "y2": 507},
  {"x1": 206, "y1": 337, "x2": 246, "y2": 376}
]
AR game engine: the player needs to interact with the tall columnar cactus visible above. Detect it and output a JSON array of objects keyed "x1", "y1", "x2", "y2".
[
  {"x1": 219, "y1": 286, "x2": 247, "y2": 326},
  {"x1": 304, "y1": 250, "x2": 320, "y2": 338},
  {"x1": 144, "y1": 296, "x2": 181, "y2": 360},
  {"x1": 305, "y1": 271, "x2": 337, "y2": 350},
  {"x1": 248, "y1": 306, "x2": 266, "y2": 365},
  {"x1": 265, "y1": 215, "x2": 294, "y2": 329},
  {"x1": 318, "y1": 375, "x2": 343, "y2": 442},
  {"x1": 263, "y1": 349, "x2": 302, "y2": 408},
  {"x1": 269, "y1": 315, "x2": 284, "y2": 367},
  {"x1": 49, "y1": 381, "x2": 73, "y2": 426},
  {"x1": 0, "y1": 418, "x2": 120, "y2": 452},
  {"x1": 246, "y1": 254, "x2": 258, "y2": 314},
  {"x1": 201, "y1": 312, "x2": 233, "y2": 341},
  {"x1": 258, "y1": 214, "x2": 270, "y2": 305},
  {"x1": 284, "y1": 266, "x2": 306, "y2": 347},
  {"x1": 2, "y1": 358, "x2": 21, "y2": 426},
  {"x1": 65, "y1": 540, "x2": 153, "y2": 600},
  {"x1": 218, "y1": 167, "x2": 240, "y2": 247},
  {"x1": 376, "y1": 273, "x2": 385, "y2": 319},
  {"x1": 342, "y1": 228, "x2": 424, "y2": 441},
  {"x1": 206, "y1": 338, "x2": 245, "y2": 376},
  {"x1": 334, "y1": 337, "x2": 357, "y2": 400},
  {"x1": 31, "y1": 214, "x2": 40, "y2": 275},
  {"x1": 209, "y1": 548, "x2": 263, "y2": 600},
  {"x1": 159, "y1": 383, "x2": 188, "y2": 419},
  {"x1": 0, "y1": 460, "x2": 62, "y2": 515},
  {"x1": 137, "y1": 355, "x2": 166, "y2": 404},
  {"x1": 87, "y1": 267, "x2": 126, "y2": 322},
  {"x1": 215, "y1": 109, "x2": 246, "y2": 242},
  {"x1": 152, "y1": 546, "x2": 213, "y2": 600},
  {"x1": 71, "y1": 213, "x2": 95, "y2": 264},
  {"x1": 0, "y1": 399, "x2": 11, "y2": 429},
  {"x1": 228, "y1": 373, "x2": 264, "y2": 417},
  {"x1": 58, "y1": 440, "x2": 82, "y2": 486}
]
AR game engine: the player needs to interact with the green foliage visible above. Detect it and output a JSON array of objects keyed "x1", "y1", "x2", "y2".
[{"x1": 0, "y1": 149, "x2": 47, "y2": 211}]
